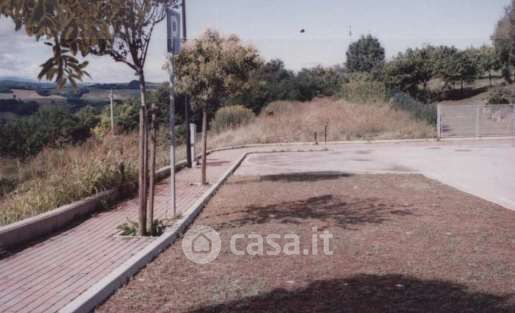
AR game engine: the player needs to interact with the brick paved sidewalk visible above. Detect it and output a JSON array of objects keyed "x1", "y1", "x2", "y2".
[{"x1": 0, "y1": 149, "x2": 245, "y2": 313}]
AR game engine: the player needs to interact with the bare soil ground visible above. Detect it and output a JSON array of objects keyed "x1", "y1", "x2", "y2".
[{"x1": 96, "y1": 173, "x2": 515, "y2": 313}]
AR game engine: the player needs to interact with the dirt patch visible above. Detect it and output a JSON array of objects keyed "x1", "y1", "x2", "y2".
[{"x1": 96, "y1": 174, "x2": 515, "y2": 313}]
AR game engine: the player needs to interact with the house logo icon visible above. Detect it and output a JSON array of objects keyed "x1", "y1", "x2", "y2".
[
  {"x1": 182, "y1": 225, "x2": 221, "y2": 264},
  {"x1": 192, "y1": 233, "x2": 212, "y2": 254}
]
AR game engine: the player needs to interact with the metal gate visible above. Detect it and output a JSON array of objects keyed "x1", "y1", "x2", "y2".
[{"x1": 437, "y1": 103, "x2": 515, "y2": 139}]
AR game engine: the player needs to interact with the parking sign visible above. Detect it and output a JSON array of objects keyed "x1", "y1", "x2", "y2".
[{"x1": 167, "y1": 9, "x2": 181, "y2": 55}]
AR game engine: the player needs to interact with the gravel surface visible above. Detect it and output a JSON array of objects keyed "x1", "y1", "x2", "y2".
[{"x1": 97, "y1": 173, "x2": 515, "y2": 313}]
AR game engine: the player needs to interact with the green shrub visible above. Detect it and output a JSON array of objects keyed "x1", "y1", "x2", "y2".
[
  {"x1": 389, "y1": 92, "x2": 437, "y2": 124},
  {"x1": 341, "y1": 73, "x2": 388, "y2": 103},
  {"x1": 487, "y1": 86, "x2": 511, "y2": 104},
  {"x1": 211, "y1": 105, "x2": 256, "y2": 133},
  {"x1": 94, "y1": 101, "x2": 139, "y2": 137}
]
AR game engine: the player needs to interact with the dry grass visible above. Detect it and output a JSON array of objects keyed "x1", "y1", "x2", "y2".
[
  {"x1": 0, "y1": 133, "x2": 184, "y2": 226},
  {"x1": 209, "y1": 98, "x2": 435, "y2": 148}
]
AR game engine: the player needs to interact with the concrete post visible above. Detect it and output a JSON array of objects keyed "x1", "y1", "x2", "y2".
[
  {"x1": 512, "y1": 103, "x2": 515, "y2": 139},
  {"x1": 436, "y1": 103, "x2": 441, "y2": 140},
  {"x1": 476, "y1": 103, "x2": 481, "y2": 138}
]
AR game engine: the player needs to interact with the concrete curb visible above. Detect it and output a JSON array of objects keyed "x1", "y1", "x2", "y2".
[
  {"x1": 206, "y1": 136, "x2": 514, "y2": 154},
  {"x1": 0, "y1": 189, "x2": 120, "y2": 251},
  {"x1": 58, "y1": 152, "x2": 250, "y2": 313}
]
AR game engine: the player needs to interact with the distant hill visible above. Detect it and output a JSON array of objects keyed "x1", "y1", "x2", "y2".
[
  {"x1": 0, "y1": 78, "x2": 164, "y2": 118},
  {"x1": 0, "y1": 76, "x2": 39, "y2": 83},
  {"x1": 90, "y1": 80, "x2": 163, "y2": 90}
]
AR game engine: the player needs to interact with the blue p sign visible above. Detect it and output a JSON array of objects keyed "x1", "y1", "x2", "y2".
[{"x1": 167, "y1": 9, "x2": 181, "y2": 55}]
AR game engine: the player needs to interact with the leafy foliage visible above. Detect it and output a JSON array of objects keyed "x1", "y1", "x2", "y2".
[
  {"x1": 341, "y1": 73, "x2": 388, "y2": 104},
  {"x1": 487, "y1": 86, "x2": 512, "y2": 104},
  {"x1": 117, "y1": 219, "x2": 140, "y2": 237},
  {"x1": 295, "y1": 66, "x2": 344, "y2": 101},
  {"x1": 175, "y1": 30, "x2": 262, "y2": 109},
  {"x1": 346, "y1": 35, "x2": 385, "y2": 73},
  {"x1": 0, "y1": 106, "x2": 99, "y2": 158},
  {"x1": 491, "y1": 4, "x2": 515, "y2": 82},
  {"x1": 389, "y1": 92, "x2": 437, "y2": 124},
  {"x1": 0, "y1": 0, "x2": 179, "y2": 87},
  {"x1": 229, "y1": 59, "x2": 300, "y2": 112},
  {"x1": 229, "y1": 60, "x2": 344, "y2": 112},
  {"x1": 384, "y1": 45, "x2": 498, "y2": 99},
  {"x1": 384, "y1": 47, "x2": 435, "y2": 93},
  {"x1": 92, "y1": 86, "x2": 186, "y2": 137}
]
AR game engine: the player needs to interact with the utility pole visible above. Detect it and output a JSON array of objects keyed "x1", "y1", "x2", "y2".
[
  {"x1": 110, "y1": 90, "x2": 115, "y2": 135},
  {"x1": 182, "y1": 0, "x2": 193, "y2": 168}
]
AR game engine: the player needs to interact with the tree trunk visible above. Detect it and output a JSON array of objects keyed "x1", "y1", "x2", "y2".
[
  {"x1": 489, "y1": 71, "x2": 493, "y2": 87},
  {"x1": 201, "y1": 106, "x2": 208, "y2": 185},
  {"x1": 138, "y1": 73, "x2": 149, "y2": 236},
  {"x1": 147, "y1": 104, "x2": 157, "y2": 235}
]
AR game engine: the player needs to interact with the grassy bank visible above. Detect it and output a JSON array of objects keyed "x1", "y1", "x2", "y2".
[
  {"x1": 0, "y1": 134, "x2": 184, "y2": 226},
  {"x1": 210, "y1": 98, "x2": 435, "y2": 148}
]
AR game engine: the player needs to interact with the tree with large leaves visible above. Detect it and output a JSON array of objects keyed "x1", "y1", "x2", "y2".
[
  {"x1": 174, "y1": 30, "x2": 262, "y2": 185},
  {"x1": 0, "y1": 0, "x2": 179, "y2": 235}
]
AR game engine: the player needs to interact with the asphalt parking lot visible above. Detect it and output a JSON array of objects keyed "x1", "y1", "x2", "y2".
[{"x1": 237, "y1": 140, "x2": 515, "y2": 211}]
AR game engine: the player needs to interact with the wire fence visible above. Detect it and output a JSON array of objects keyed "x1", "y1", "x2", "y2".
[{"x1": 437, "y1": 103, "x2": 515, "y2": 139}]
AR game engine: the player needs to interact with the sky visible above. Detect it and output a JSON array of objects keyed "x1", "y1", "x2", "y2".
[{"x1": 0, "y1": 0, "x2": 511, "y2": 83}]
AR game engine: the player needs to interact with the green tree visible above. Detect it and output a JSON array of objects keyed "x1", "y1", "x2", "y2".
[
  {"x1": 295, "y1": 66, "x2": 344, "y2": 101},
  {"x1": 384, "y1": 47, "x2": 434, "y2": 94},
  {"x1": 430, "y1": 46, "x2": 455, "y2": 88},
  {"x1": 174, "y1": 30, "x2": 262, "y2": 185},
  {"x1": 0, "y1": 106, "x2": 96, "y2": 159},
  {"x1": 230, "y1": 59, "x2": 299, "y2": 112},
  {"x1": 492, "y1": 3, "x2": 515, "y2": 82},
  {"x1": 346, "y1": 35, "x2": 385, "y2": 73},
  {"x1": 469, "y1": 46, "x2": 501, "y2": 86},
  {"x1": 452, "y1": 51, "x2": 479, "y2": 92}
]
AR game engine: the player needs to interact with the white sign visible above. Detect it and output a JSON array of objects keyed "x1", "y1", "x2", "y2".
[{"x1": 166, "y1": 9, "x2": 181, "y2": 55}]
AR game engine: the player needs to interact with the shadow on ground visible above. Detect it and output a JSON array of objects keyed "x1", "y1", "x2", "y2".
[
  {"x1": 258, "y1": 172, "x2": 354, "y2": 183},
  {"x1": 213, "y1": 194, "x2": 413, "y2": 230},
  {"x1": 188, "y1": 274, "x2": 515, "y2": 313}
]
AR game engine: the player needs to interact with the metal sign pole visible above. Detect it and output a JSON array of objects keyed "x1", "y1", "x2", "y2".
[
  {"x1": 182, "y1": 0, "x2": 193, "y2": 168},
  {"x1": 168, "y1": 60, "x2": 177, "y2": 216},
  {"x1": 167, "y1": 8, "x2": 181, "y2": 216}
]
